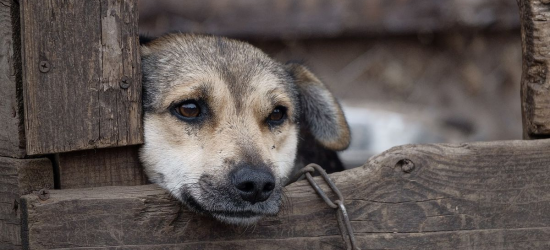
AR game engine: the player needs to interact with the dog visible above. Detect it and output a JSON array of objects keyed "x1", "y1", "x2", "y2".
[{"x1": 139, "y1": 33, "x2": 350, "y2": 225}]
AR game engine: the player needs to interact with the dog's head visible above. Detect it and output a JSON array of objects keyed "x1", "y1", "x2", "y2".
[{"x1": 139, "y1": 34, "x2": 350, "y2": 225}]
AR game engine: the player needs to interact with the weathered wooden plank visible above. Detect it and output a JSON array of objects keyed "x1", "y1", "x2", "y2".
[
  {"x1": 139, "y1": 0, "x2": 520, "y2": 38},
  {"x1": 58, "y1": 146, "x2": 147, "y2": 189},
  {"x1": 34, "y1": 228, "x2": 550, "y2": 250},
  {"x1": 518, "y1": 0, "x2": 550, "y2": 139},
  {"x1": 20, "y1": 0, "x2": 142, "y2": 155},
  {"x1": 0, "y1": 0, "x2": 25, "y2": 158},
  {"x1": 21, "y1": 139, "x2": 550, "y2": 249},
  {"x1": 0, "y1": 157, "x2": 52, "y2": 250}
]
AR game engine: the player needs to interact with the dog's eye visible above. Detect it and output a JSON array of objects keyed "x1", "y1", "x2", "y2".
[
  {"x1": 267, "y1": 106, "x2": 287, "y2": 124},
  {"x1": 269, "y1": 108, "x2": 284, "y2": 121},
  {"x1": 176, "y1": 101, "x2": 200, "y2": 118}
]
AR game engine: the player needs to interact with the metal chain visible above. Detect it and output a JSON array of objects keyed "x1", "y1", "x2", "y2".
[{"x1": 295, "y1": 163, "x2": 360, "y2": 250}]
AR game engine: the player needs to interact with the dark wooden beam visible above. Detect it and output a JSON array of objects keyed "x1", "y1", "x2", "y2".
[
  {"x1": 21, "y1": 139, "x2": 550, "y2": 249},
  {"x1": 20, "y1": 0, "x2": 142, "y2": 155},
  {"x1": 139, "y1": 0, "x2": 520, "y2": 39},
  {"x1": 58, "y1": 146, "x2": 147, "y2": 189},
  {"x1": 518, "y1": 0, "x2": 550, "y2": 139}
]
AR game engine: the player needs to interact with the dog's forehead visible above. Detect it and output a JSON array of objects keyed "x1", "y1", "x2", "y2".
[{"x1": 142, "y1": 34, "x2": 297, "y2": 111}]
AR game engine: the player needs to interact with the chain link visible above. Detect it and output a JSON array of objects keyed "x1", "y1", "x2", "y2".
[{"x1": 295, "y1": 163, "x2": 360, "y2": 250}]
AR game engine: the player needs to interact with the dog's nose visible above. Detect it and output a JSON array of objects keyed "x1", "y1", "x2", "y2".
[{"x1": 231, "y1": 166, "x2": 276, "y2": 204}]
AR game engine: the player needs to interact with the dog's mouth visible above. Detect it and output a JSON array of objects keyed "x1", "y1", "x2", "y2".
[{"x1": 180, "y1": 187, "x2": 281, "y2": 225}]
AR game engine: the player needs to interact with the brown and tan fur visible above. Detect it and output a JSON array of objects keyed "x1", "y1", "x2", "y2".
[{"x1": 139, "y1": 34, "x2": 350, "y2": 225}]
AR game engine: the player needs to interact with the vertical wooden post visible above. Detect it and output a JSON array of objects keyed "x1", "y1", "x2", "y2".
[
  {"x1": 0, "y1": 0, "x2": 25, "y2": 158},
  {"x1": 0, "y1": 157, "x2": 53, "y2": 250},
  {"x1": 1, "y1": 3, "x2": 54, "y2": 249},
  {"x1": 517, "y1": 0, "x2": 550, "y2": 139}
]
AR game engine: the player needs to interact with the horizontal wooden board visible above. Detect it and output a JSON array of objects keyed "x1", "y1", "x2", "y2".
[
  {"x1": 0, "y1": 0, "x2": 25, "y2": 158},
  {"x1": 139, "y1": 0, "x2": 520, "y2": 38},
  {"x1": 58, "y1": 146, "x2": 148, "y2": 189},
  {"x1": 20, "y1": 0, "x2": 142, "y2": 155},
  {"x1": 31, "y1": 228, "x2": 550, "y2": 250},
  {"x1": 0, "y1": 157, "x2": 53, "y2": 250},
  {"x1": 21, "y1": 139, "x2": 550, "y2": 249}
]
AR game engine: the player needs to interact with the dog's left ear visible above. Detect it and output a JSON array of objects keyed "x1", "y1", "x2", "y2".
[{"x1": 286, "y1": 63, "x2": 351, "y2": 151}]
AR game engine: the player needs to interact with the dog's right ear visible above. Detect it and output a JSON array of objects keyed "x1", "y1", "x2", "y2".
[{"x1": 286, "y1": 63, "x2": 351, "y2": 151}]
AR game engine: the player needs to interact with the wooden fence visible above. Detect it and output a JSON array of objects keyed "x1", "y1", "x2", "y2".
[{"x1": 1, "y1": 0, "x2": 550, "y2": 249}]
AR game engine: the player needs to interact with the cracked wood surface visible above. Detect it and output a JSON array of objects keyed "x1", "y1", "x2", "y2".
[
  {"x1": 518, "y1": 0, "x2": 550, "y2": 139},
  {"x1": 20, "y1": 0, "x2": 142, "y2": 155},
  {"x1": 21, "y1": 139, "x2": 550, "y2": 249}
]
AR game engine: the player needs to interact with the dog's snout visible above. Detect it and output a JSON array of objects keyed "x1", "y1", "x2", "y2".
[{"x1": 231, "y1": 166, "x2": 275, "y2": 204}]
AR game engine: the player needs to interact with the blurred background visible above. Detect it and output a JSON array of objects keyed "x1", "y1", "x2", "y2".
[{"x1": 138, "y1": 0, "x2": 523, "y2": 168}]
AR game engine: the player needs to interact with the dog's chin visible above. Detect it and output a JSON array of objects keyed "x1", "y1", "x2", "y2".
[
  {"x1": 179, "y1": 192, "x2": 281, "y2": 226},
  {"x1": 211, "y1": 212, "x2": 265, "y2": 226}
]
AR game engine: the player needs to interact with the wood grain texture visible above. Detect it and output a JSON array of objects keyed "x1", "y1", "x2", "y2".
[
  {"x1": 0, "y1": 157, "x2": 52, "y2": 250},
  {"x1": 20, "y1": 0, "x2": 142, "y2": 155},
  {"x1": 0, "y1": 0, "x2": 25, "y2": 158},
  {"x1": 58, "y1": 146, "x2": 148, "y2": 189},
  {"x1": 21, "y1": 139, "x2": 550, "y2": 249},
  {"x1": 22, "y1": 229, "x2": 550, "y2": 250},
  {"x1": 139, "y1": 0, "x2": 520, "y2": 38},
  {"x1": 518, "y1": 0, "x2": 550, "y2": 139}
]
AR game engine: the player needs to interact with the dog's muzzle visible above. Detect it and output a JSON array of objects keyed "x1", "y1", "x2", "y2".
[{"x1": 179, "y1": 163, "x2": 282, "y2": 225}]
